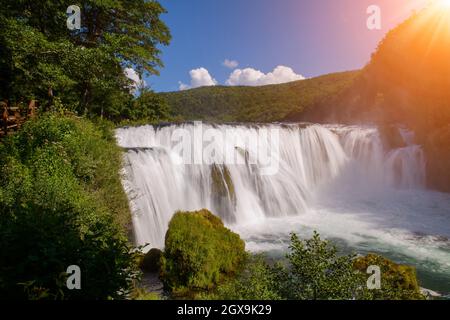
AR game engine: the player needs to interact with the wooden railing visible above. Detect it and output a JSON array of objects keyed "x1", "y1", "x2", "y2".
[{"x1": 1, "y1": 100, "x2": 38, "y2": 138}]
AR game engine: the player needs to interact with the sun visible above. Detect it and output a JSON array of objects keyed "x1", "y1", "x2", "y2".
[{"x1": 436, "y1": 0, "x2": 450, "y2": 8}]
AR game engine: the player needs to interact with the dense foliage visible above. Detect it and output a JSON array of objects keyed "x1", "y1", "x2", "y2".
[
  {"x1": 274, "y1": 232, "x2": 364, "y2": 300},
  {"x1": 160, "y1": 210, "x2": 246, "y2": 295},
  {"x1": 161, "y1": 71, "x2": 359, "y2": 122},
  {"x1": 0, "y1": 0, "x2": 171, "y2": 120},
  {"x1": 199, "y1": 255, "x2": 281, "y2": 300},
  {"x1": 119, "y1": 89, "x2": 171, "y2": 125},
  {"x1": 168, "y1": 222, "x2": 424, "y2": 301},
  {"x1": 0, "y1": 114, "x2": 138, "y2": 299}
]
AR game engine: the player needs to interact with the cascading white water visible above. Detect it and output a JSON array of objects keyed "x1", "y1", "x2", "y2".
[{"x1": 116, "y1": 123, "x2": 426, "y2": 249}]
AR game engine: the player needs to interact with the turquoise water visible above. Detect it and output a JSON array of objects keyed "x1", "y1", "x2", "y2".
[{"x1": 233, "y1": 188, "x2": 450, "y2": 296}]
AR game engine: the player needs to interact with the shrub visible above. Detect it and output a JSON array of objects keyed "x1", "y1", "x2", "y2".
[
  {"x1": 274, "y1": 232, "x2": 364, "y2": 300},
  {"x1": 0, "y1": 114, "x2": 137, "y2": 299},
  {"x1": 203, "y1": 232, "x2": 425, "y2": 301},
  {"x1": 200, "y1": 255, "x2": 282, "y2": 300},
  {"x1": 160, "y1": 209, "x2": 246, "y2": 294}
]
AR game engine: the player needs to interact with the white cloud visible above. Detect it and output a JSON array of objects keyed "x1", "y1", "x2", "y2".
[
  {"x1": 178, "y1": 81, "x2": 190, "y2": 91},
  {"x1": 179, "y1": 67, "x2": 218, "y2": 90},
  {"x1": 124, "y1": 67, "x2": 146, "y2": 92},
  {"x1": 226, "y1": 65, "x2": 305, "y2": 86},
  {"x1": 222, "y1": 59, "x2": 239, "y2": 69}
]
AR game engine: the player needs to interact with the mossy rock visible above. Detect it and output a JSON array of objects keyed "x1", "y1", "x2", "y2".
[
  {"x1": 140, "y1": 248, "x2": 163, "y2": 273},
  {"x1": 211, "y1": 165, "x2": 236, "y2": 222},
  {"x1": 354, "y1": 253, "x2": 425, "y2": 300},
  {"x1": 160, "y1": 209, "x2": 246, "y2": 294}
]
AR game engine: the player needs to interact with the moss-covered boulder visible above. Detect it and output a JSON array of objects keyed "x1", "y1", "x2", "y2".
[
  {"x1": 160, "y1": 209, "x2": 246, "y2": 294},
  {"x1": 211, "y1": 165, "x2": 236, "y2": 222},
  {"x1": 140, "y1": 248, "x2": 163, "y2": 273},
  {"x1": 354, "y1": 253, "x2": 425, "y2": 300}
]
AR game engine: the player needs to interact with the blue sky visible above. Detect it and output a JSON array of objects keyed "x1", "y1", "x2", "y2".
[{"x1": 145, "y1": 0, "x2": 427, "y2": 92}]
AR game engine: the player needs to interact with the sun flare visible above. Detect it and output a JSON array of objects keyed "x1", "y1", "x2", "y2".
[{"x1": 436, "y1": 0, "x2": 450, "y2": 8}]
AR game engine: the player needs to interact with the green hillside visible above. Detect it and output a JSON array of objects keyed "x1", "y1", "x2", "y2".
[
  {"x1": 162, "y1": 71, "x2": 359, "y2": 122},
  {"x1": 297, "y1": 4, "x2": 450, "y2": 192},
  {"x1": 360, "y1": 5, "x2": 450, "y2": 192}
]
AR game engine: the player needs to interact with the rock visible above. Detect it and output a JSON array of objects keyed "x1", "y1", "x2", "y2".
[
  {"x1": 211, "y1": 165, "x2": 236, "y2": 222},
  {"x1": 354, "y1": 253, "x2": 425, "y2": 299},
  {"x1": 140, "y1": 248, "x2": 163, "y2": 273},
  {"x1": 378, "y1": 123, "x2": 407, "y2": 150},
  {"x1": 420, "y1": 287, "x2": 442, "y2": 300},
  {"x1": 424, "y1": 125, "x2": 450, "y2": 192},
  {"x1": 160, "y1": 209, "x2": 246, "y2": 294}
]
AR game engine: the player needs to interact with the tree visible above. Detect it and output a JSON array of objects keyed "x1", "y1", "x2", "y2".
[
  {"x1": 275, "y1": 232, "x2": 364, "y2": 300},
  {"x1": 202, "y1": 255, "x2": 282, "y2": 300},
  {"x1": 123, "y1": 89, "x2": 171, "y2": 123},
  {"x1": 0, "y1": 1, "x2": 171, "y2": 118},
  {"x1": 206, "y1": 232, "x2": 425, "y2": 300},
  {"x1": 0, "y1": 114, "x2": 139, "y2": 299}
]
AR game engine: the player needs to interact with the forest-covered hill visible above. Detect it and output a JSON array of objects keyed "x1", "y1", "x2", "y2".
[
  {"x1": 315, "y1": 4, "x2": 450, "y2": 192},
  {"x1": 162, "y1": 71, "x2": 359, "y2": 122}
]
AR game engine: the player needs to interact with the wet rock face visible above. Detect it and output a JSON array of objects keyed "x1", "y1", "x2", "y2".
[
  {"x1": 140, "y1": 248, "x2": 163, "y2": 273},
  {"x1": 378, "y1": 123, "x2": 407, "y2": 151},
  {"x1": 211, "y1": 165, "x2": 236, "y2": 223},
  {"x1": 424, "y1": 125, "x2": 450, "y2": 193}
]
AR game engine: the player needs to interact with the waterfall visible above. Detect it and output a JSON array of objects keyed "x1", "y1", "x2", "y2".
[{"x1": 116, "y1": 123, "x2": 426, "y2": 249}]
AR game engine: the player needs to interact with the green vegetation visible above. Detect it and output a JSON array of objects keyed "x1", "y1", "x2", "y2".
[
  {"x1": 0, "y1": 0, "x2": 171, "y2": 121},
  {"x1": 307, "y1": 5, "x2": 450, "y2": 191},
  {"x1": 160, "y1": 213, "x2": 425, "y2": 300},
  {"x1": 354, "y1": 254, "x2": 424, "y2": 300},
  {"x1": 274, "y1": 232, "x2": 364, "y2": 300},
  {"x1": 377, "y1": 7, "x2": 450, "y2": 192},
  {"x1": 0, "y1": 0, "x2": 444, "y2": 301},
  {"x1": 199, "y1": 255, "x2": 281, "y2": 300},
  {"x1": 160, "y1": 209, "x2": 246, "y2": 296},
  {"x1": 162, "y1": 71, "x2": 359, "y2": 122},
  {"x1": 130, "y1": 288, "x2": 162, "y2": 301},
  {"x1": 0, "y1": 114, "x2": 138, "y2": 299},
  {"x1": 211, "y1": 165, "x2": 235, "y2": 201},
  {"x1": 0, "y1": 0, "x2": 174, "y2": 300},
  {"x1": 119, "y1": 89, "x2": 172, "y2": 125}
]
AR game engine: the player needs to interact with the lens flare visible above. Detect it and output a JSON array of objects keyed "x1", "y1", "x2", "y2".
[{"x1": 437, "y1": 0, "x2": 450, "y2": 8}]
